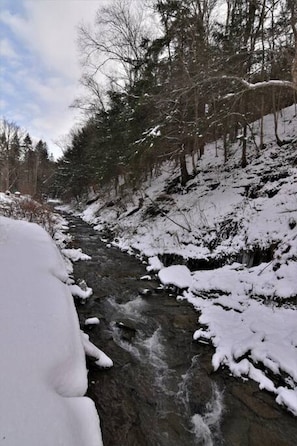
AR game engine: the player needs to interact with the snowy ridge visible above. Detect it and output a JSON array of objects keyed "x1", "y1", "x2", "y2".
[{"x1": 81, "y1": 104, "x2": 297, "y2": 415}]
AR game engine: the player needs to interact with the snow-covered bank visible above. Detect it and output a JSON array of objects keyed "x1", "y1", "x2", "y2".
[
  {"x1": 80, "y1": 104, "x2": 297, "y2": 415},
  {"x1": 0, "y1": 215, "x2": 103, "y2": 445}
]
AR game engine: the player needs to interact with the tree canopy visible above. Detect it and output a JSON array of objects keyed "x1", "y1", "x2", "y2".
[{"x1": 55, "y1": 0, "x2": 297, "y2": 199}]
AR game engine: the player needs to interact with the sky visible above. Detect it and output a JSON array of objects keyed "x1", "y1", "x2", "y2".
[{"x1": 0, "y1": 0, "x2": 109, "y2": 159}]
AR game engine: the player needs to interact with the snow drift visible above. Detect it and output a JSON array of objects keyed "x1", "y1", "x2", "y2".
[{"x1": 0, "y1": 216, "x2": 103, "y2": 446}]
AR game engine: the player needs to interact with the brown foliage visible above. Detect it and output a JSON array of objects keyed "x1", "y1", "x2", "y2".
[{"x1": 2, "y1": 197, "x2": 56, "y2": 236}]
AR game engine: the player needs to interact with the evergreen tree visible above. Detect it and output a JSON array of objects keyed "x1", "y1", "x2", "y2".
[
  {"x1": 57, "y1": 0, "x2": 297, "y2": 200},
  {"x1": 21, "y1": 133, "x2": 36, "y2": 195},
  {"x1": 55, "y1": 127, "x2": 96, "y2": 200},
  {"x1": 34, "y1": 140, "x2": 55, "y2": 197}
]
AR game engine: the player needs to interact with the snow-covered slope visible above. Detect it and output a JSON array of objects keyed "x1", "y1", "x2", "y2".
[
  {"x1": 0, "y1": 216, "x2": 103, "y2": 446},
  {"x1": 81, "y1": 104, "x2": 297, "y2": 415}
]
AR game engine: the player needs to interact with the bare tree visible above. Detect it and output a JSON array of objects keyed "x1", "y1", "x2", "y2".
[
  {"x1": 0, "y1": 119, "x2": 21, "y2": 191},
  {"x1": 78, "y1": 0, "x2": 153, "y2": 90},
  {"x1": 288, "y1": 0, "x2": 297, "y2": 88},
  {"x1": 71, "y1": 74, "x2": 107, "y2": 116}
]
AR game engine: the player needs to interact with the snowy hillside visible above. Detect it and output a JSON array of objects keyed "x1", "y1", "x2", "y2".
[{"x1": 81, "y1": 105, "x2": 297, "y2": 415}]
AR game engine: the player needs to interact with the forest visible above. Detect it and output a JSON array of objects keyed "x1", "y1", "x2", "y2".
[
  {"x1": 1, "y1": 0, "x2": 296, "y2": 200},
  {"x1": 0, "y1": 121, "x2": 55, "y2": 198}
]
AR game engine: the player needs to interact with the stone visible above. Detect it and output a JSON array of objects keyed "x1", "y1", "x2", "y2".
[
  {"x1": 231, "y1": 383, "x2": 279, "y2": 419},
  {"x1": 249, "y1": 423, "x2": 292, "y2": 446}
]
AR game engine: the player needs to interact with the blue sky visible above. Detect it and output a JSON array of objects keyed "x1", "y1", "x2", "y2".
[{"x1": 0, "y1": 0, "x2": 105, "y2": 158}]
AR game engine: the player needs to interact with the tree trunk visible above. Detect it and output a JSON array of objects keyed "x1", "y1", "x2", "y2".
[
  {"x1": 179, "y1": 145, "x2": 190, "y2": 186},
  {"x1": 241, "y1": 125, "x2": 247, "y2": 168},
  {"x1": 272, "y1": 89, "x2": 282, "y2": 146},
  {"x1": 223, "y1": 133, "x2": 228, "y2": 163},
  {"x1": 259, "y1": 93, "x2": 265, "y2": 152}
]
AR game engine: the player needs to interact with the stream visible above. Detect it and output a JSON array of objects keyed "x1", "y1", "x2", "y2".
[{"x1": 64, "y1": 213, "x2": 297, "y2": 446}]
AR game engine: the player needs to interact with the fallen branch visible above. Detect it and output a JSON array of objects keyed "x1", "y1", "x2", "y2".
[{"x1": 145, "y1": 194, "x2": 192, "y2": 233}]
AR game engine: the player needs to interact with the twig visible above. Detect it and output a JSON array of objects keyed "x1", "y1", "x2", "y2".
[{"x1": 145, "y1": 194, "x2": 191, "y2": 233}]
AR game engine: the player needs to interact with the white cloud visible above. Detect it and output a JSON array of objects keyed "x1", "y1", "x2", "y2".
[
  {"x1": 0, "y1": 0, "x2": 108, "y2": 158},
  {"x1": 0, "y1": 78, "x2": 16, "y2": 97},
  {"x1": 1, "y1": 1, "x2": 104, "y2": 80},
  {"x1": 0, "y1": 38, "x2": 19, "y2": 59},
  {"x1": 0, "y1": 99, "x2": 7, "y2": 110}
]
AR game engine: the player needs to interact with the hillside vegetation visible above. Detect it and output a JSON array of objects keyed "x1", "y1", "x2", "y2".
[
  {"x1": 81, "y1": 104, "x2": 297, "y2": 300},
  {"x1": 54, "y1": 0, "x2": 297, "y2": 199}
]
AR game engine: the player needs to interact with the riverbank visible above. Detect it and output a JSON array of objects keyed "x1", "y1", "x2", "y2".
[
  {"x1": 75, "y1": 104, "x2": 297, "y2": 416},
  {"x1": 64, "y1": 212, "x2": 297, "y2": 446}
]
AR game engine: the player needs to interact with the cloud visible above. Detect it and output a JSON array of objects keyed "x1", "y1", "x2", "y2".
[
  {"x1": 0, "y1": 99, "x2": 7, "y2": 110},
  {"x1": 0, "y1": 38, "x2": 19, "y2": 59},
  {"x1": 1, "y1": 0, "x2": 104, "y2": 80},
  {"x1": 0, "y1": 0, "x2": 106, "y2": 159}
]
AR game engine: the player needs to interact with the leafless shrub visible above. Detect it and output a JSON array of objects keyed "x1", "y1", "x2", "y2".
[{"x1": 1, "y1": 197, "x2": 56, "y2": 237}]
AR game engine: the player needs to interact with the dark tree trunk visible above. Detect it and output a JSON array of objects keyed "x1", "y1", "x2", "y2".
[
  {"x1": 179, "y1": 145, "x2": 190, "y2": 186},
  {"x1": 241, "y1": 125, "x2": 248, "y2": 168}
]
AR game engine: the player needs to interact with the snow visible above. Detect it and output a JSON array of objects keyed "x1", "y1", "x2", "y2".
[
  {"x1": 184, "y1": 287, "x2": 297, "y2": 409},
  {"x1": 79, "y1": 104, "x2": 297, "y2": 416},
  {"x1": 158, "y1": 265, "x2": 192, "y2": 289},
  {"x1": 81, "y1": 332, "x2": 113, "y2": 368},
  {"x1": 62, "y1": 247, "x2": 92, "y2": 262},
  {"x1": 69, "y1": 283, "x2": 93, "y2": 301},
  {"x1": 276, "y1": 387, "x2": 297, "y2": 416},
  {"x1": 85, "y1": 317, "x2": 100, "y2": 326},
  {"x1": 146, "y1": 255, "x2": 164, "y2": 272},
  {"x1": 0, "y1": 215, "x2": 104, "y2": 445}
]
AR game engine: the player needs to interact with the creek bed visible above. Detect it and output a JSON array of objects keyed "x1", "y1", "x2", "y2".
[{"x1": 64, "y1": 213, "x2": 297, "y2": 446}]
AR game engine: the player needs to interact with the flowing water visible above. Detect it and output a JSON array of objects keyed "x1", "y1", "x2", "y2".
[{"x1": 64, "y1": 213, "x2": 297, "y2": 446}]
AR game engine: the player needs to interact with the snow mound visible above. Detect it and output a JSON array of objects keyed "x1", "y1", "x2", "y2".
[
  {"x1": 62, "y1": 247, "x2": 91, "y2": 262},
  {"x1": 146, "y1": 255, "x2": 164, "y2": 272},
  {"x1": 158, "y1": 265, "x2": 193, "y2": 289},
  {"x1": 85, "y1": 317, "x2": 100, "y2": 326},
  {"x1": 81, "y1": 331, "x2": 113, "y2": 368},
  {"x1": 0, "y1": 216, "x2": 103, "y2": 445}
]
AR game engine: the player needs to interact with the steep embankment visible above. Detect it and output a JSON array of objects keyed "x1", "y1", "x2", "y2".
[{"x1": 81, "y1": 105, "x2": 297, "y2": 415}]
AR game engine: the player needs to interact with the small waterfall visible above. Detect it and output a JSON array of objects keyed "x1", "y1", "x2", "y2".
[
  {"x1": 140, "y1": 327, "x2": 174, "y2": 395},
  {"x1": 191, "y1": 386, "x2": 224, "y2": 445},
  {"x1": 176, "y1": 357, "x2": 196, "y2": 409},
  {"x1": 106, "y1": 295, "x2": 148, "y2": 359},
  {"x1": 177, "y1": 356, "x2": 224, "y2": 445},
  {"x1": 107, "y1": 295, "x2": 147, "y2": 321},
  {"x1": 108, "y1": 296, "x2": 224, "y2": 444},
  {"x1": 109, "y1": 321, "x2": 142, "y2": 359},
  {"x1": 142, "y1": 327, "x2": 167, "y2": 369}
]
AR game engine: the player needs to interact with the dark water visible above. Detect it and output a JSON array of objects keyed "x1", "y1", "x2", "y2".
[{"x1": 64, "y1": 214, "x2": 297, "y2": 446}]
